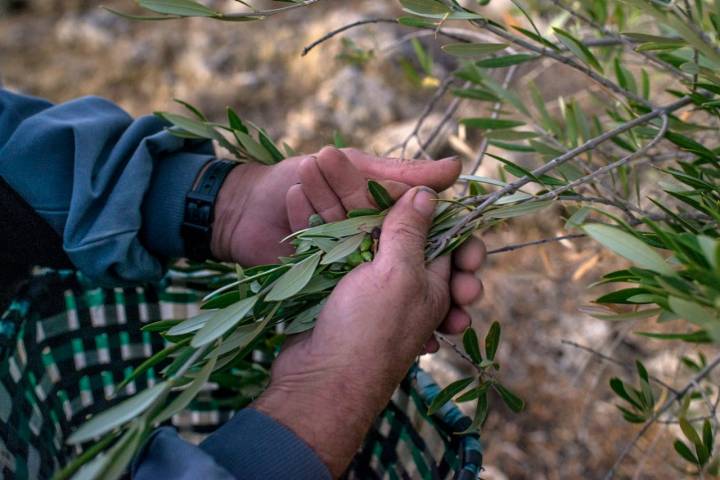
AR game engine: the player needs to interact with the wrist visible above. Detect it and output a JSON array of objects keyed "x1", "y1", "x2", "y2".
[
  {"x1": 252, "y1": 370, "x2": 387, "y2": 478},
  {"x1": 209, "y1": 162, "x2": 267, "y2": 262}
]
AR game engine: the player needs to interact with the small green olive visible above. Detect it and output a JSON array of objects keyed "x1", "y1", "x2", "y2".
[
  {"x1": 346, "y1": 251, "x2": 364, "y2": 267},
  {"x1": 360, "y1": 235, "x2": 373, "y2": 252}
]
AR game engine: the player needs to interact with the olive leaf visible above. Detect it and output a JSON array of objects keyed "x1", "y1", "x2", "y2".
[
  {"x1": 485, "y1": 322, "x2": 501, "y2": 361},
  {"x1": 139, "y1": 0, "x2": 219, "y2": 17},
  {"x1": 154, "y1": 352, "x2": 218, "y2": 424},
  {"x1": 168, "y1": 310, "x2": 216, "y2": 336},
  {"x1": 266, "y1": 252, "x2": 323, "y2": 302},
  {"x1": 367, "y1": 180, "x2": 395, "y2": 210},
  {"x1": 582, "y1": 224, "x2": 675, "y2": 275},
  {"x1": 427, "y1": 377, "x2": 475, "y2": 415},
  {"x1": 191, "y1": 296, "x2": 259, "y2": 347},
  {"x1": 462, "y1": 328, "x2": 483, "y2": 364},
  {"x1": 67, "y1": 383, "x2": 168, "y2": 445},
  {"x1": 321, "y1": 233, "x2": 366, "y2": 265},
  {"x1": 493, "y1": 383, "x2": 524, "y2": 412},
  {"x1": 441, "y1": 43, "x2": 509, "y2": 58}
]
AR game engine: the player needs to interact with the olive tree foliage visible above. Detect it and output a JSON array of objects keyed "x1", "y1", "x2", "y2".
[{"x1": 55, "y1": 0, "x2": 720, "y2": 478}]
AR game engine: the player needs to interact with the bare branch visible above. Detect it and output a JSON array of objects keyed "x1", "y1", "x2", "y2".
[
  {"x1": 537, "y1": 114, "x2": 670, "y2": 201},
  {"x1": 301, "y1": 18, "x2": 472, "y2": 56},
  {"x1": 487, "y1": 234, "x2": 585, "y2": 255},
  {"x1": 561, "y1": 340, "x2": 679, "y2": 394}
]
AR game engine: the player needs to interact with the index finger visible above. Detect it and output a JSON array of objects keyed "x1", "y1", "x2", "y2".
[{"x1": 341, "y1": 148, "x2": 461, "y2": 192}]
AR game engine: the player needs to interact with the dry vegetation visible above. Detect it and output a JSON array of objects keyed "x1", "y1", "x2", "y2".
[{"x1": 0, "y1": 1, "x2": 705, "y2": 478}]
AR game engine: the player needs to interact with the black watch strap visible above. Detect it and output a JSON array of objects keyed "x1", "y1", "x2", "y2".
[{"x1": 182, "y1": 159, "x2": 238, "y2": 261}]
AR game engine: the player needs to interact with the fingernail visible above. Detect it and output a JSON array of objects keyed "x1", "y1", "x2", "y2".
[
  {"x1": 438, "y1": 155, "x2": 459, "y2": 162},
  {"x1": 413, "y1": 187, "x2": 437, "y2": 216}
]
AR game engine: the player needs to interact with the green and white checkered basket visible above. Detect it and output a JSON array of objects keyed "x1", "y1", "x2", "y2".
[{"x1": 0, "y1": 270, "x2": 483, "y2": 480}]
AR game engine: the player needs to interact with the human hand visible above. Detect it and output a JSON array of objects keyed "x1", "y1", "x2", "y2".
[
  {"x1": 252, "y1": 187, "x2": 486, "y2": 477},
  {"x1": 210, "y1": 146, "x2": 460, "y2": 265}
]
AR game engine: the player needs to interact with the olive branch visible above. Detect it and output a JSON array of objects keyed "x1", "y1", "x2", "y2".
[{"x1": 57, "y1": 0, "x2": 720, "y2": 478}]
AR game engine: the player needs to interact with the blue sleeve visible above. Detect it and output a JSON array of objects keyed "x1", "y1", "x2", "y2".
[
  {"x1": 0, "y1": 88, "x2": 215, "y2": 285},
  {"x1": 133, "y1": 409, "x2": 331, "y2": 480}
]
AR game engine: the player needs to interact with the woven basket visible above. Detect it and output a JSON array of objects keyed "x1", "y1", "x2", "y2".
[{"x1": 0, "y1": 270, "x2": 483, "y2": 479}]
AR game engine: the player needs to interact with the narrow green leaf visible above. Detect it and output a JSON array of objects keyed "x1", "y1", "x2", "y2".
[
  {"x1": 400, "y1": 0, "x2": 482, "y2": 19},
  {"x1": 168, "y1": 311, "x2": 216, "y2": 336},
  {"x1": 175, "y1": 98, "x2": 207, "y2": 120},
  {"x1": 412, "y1": 38, "x2": 433, "y2": 75},
  {"x1": 462, "y1": 328, "x2": 483, "y2": 364},
  {"x1": 99, "y1": 426, "x2": 144, "y2": 480},
  {"x1": 139, "y1": 0, "x2": 218, "y2": 17},
  {"x1": 668, "y1": 297, "x2": 719, "y2": 338},
  {"x1": 680, "y1": 417, "x2": 704, "y2": 449},
  {"x1": 442, "y1": 43, "x2": 509, "y2": 58},
  {"x1": 67, "y1": 383, "x2": 167, "y2": 445},
  {"x1": 285, "y1": 300, "x2": 326, "y2": 335},
  {"x1": 296, "y1": 215, "x2": 384, "y2": 239},
  {"x1": 460, "y1": 117, "x2": 525, "y2": 129},
  {"x1": 485, "y1": 200, "x2": 551, "y2": 219},
  {"x1": 234, "y1": 130, "x2": 275, "y2": 165},
  {"x1": 451, "y1": 88, "x2": 500, "y2": 102},
  {"x1": 266, "y1": 252, "x2": 323, "y2": 302},
  {"x1": 475, "y1": 53, "x2": 538, "y2": 68},
  {"x1": 321, "y1": 234, "x2": 366, "y2": 265},
  {"x1": 485, "y1": 321, "x2": 501, "y2": 361},
  {"x1": 215, "y1": 312, "x2": 273, "y2": 356},
  {"x1": 459, "y1": 174, "x2": 508, "y2": 187},
  {"x1": 494, "y1": 383, "x2": 524, "y2": 412},
  {"x1": 191, "y1": 296, "x2": 259, "y2": 347},
  {"x1": 636, "y1": 330, "x2": 711, "y2": 343},
  {"x1": 155, "y1": 353, "x2": 218, "y2": 424},
  {"x1": 455, "y1": 387, "x2": 481, "y2": 403},
  {"x1": 399, "y1": 0, "x2": 450, "y2": 17},
  {"x1": 703, "y1": 420, "x2": 714, "y2": 454},
  {"x1": 397, "y1": 16, "x2": 438, "y2": 28},
  {"x1": 554, "y1": 27, "x2": 604, "y2": 73},
  {"x1": 582, "y1": 224, "x2": 674, "y2": 275},
  {"x1": 512, "y1": 25, "x2": 560, "y2": 50},
  {"x1": 428, "y1": 377, "x2": 475, "y2": 414},
  {"x1": 675, "y1": 439, "x2": 699, "y2": 464},
  {"x1": 156, "y1": 112, "x2": 220, "y2": 140},
  {"x1": 368, "y1": 180, "x2": 395, "y2": 209}
]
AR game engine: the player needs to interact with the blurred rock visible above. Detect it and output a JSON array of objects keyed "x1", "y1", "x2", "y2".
[
  {"x1": 285, "y1": 65, "x2": 397, "y2": 146},
  {"x1": 366, "y1": 113, "x2": 453, "y2": 159},
  {"x1": 56, "y1": 9, "x2": 127, "y2": 49}
]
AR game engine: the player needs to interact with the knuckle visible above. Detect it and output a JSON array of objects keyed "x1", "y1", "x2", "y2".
[{"x1": 390, "y1": 219, "x2": 425, "y2": 244}]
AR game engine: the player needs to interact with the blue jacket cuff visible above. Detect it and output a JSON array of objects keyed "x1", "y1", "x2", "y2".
[
  {"x1": 140, "y1": 150, "x2": 213, "y2": 259},
  {"x1": 200, "y1": 408, "x2": 332, "y2": 480}
]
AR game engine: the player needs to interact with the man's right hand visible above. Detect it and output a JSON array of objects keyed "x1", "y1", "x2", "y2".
[{"x1": 252, "y1": 187, "x2": 486, "y2": 477}]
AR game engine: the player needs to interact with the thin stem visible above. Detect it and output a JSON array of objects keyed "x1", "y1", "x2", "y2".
[
  {"x1": 561, "y1": 340, "x2": 678, "y2": 394},
  {"x1": 487, "y1": 234, "x2": 585, "y2": 255}
]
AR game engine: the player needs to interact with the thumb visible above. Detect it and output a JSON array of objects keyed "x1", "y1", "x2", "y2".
[{"x1": 376, "y1": 187, "x2": 437, "y2": 265}]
